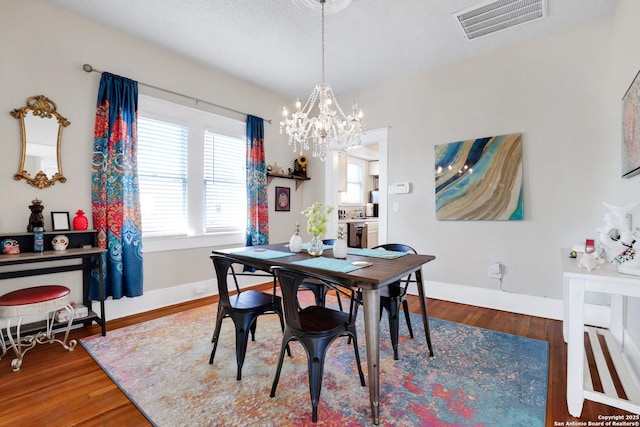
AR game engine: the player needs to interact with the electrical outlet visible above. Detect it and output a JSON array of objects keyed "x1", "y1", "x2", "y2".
[{"x1": 488, "y1": 262, "x2": 502, "y2": 279}]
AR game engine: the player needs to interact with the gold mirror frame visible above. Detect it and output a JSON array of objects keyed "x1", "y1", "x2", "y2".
[{"x1": 11, "y1": 95, "x2": 70, "y2": 189}]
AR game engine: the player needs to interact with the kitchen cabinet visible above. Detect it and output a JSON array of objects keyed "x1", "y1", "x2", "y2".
[
  {"x1": 368, "y1": 160, "x2": 379, "y2": 176},
  {"x1": 367, "y1": 220, "x2": 378, "y2": 248}
]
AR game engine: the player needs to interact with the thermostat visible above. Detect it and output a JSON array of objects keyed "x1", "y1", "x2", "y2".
[{"x1": 389, "y1": 182, "x2": 410, "y2": 194}]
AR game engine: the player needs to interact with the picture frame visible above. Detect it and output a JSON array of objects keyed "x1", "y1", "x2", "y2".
[
  {"x1": 622, "y1": 68, "x2": 640, "y2": 178},
  {"x1": 275, "y1": 186, "x2": 290, "y2": 212},
  {"x1": 51, "y1": 211, "x2": 70, "y2": 231}
]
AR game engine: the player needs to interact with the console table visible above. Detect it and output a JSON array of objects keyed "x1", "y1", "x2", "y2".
[
  {"x1": 0, "y1": 230, "x2": 106, "y2": 336},
  {"x1": 562, "y1": 249, "x2": 640, "y2": 416}
]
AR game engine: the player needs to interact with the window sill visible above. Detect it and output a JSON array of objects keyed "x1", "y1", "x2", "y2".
[{"x1": 142, "y1": 232, "x2": 245, "y2": 253}]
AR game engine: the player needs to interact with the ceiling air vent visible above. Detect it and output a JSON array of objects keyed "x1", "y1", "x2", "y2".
[{"x1": 454, "y1": 0, "x2": 546, "y2": 40}]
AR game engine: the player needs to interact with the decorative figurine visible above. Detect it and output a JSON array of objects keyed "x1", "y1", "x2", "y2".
[
  {"x1": 51, "y1": 235, "x2": 69, "y2": 251},
  {"x1": 1, "y1": 239, "x2": 20, "y2": 255},
  {"x1": 293, "y1": 155, "x2": 308, "y2": 178},
  {"x1": 73, "y1": 209, "x2": 89, "y2": 230},
  {"x1": 597, "y1": 201, "x2": 638, "y2": 263},
  {"x1": 27, "y1": 198, "x2": 45, "y2": 232}
]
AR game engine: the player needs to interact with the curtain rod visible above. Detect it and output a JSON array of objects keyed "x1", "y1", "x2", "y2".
[{"x1": 82, "y1": 64, "x2": 271, "y2": 124}]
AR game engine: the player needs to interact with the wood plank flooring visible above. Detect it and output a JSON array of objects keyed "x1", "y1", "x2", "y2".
[{"x1": 0, "y1": 290, "x2": 633, "y2": 426}]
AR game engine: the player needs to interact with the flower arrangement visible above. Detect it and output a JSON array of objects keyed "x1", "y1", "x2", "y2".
[
  {"x1": 337, "y1": 224, "x2": 345, "y2": 240},
  {"x1": 302, "y1": 202, "x2": 333, "y2": 237}
]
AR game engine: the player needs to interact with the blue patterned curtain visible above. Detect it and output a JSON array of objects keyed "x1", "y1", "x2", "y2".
[
  {"x1": 246, "y1": 115, "x2": 269, "y2": 246},
  {"x1": 90, "y1": 72, "x2": 144, "y2": 300}
]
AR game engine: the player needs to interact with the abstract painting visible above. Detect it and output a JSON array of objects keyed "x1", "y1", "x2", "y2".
[
  {"x1": 435, "y1": 133, "x2": 523, "y2": 220},
  {"x1": 622, "y1": 69, "x2": 640, "y2": 178}
]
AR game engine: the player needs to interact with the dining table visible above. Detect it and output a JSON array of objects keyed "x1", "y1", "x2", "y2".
[{"x1": 211, "y1": 242, "x2": 435, "y2": 425}]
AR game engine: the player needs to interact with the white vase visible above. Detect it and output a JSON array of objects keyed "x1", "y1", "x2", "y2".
[
  {"x1": 333, "y1": 238, "x2": 348, "y2": 259},
  {"x1": 289, "y1": 232, "x2": 302, "y2": 253}
]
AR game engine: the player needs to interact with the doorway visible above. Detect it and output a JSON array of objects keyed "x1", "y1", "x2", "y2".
[{"x1": 324, "y1": 127, "x2": 388, "y2": 245}]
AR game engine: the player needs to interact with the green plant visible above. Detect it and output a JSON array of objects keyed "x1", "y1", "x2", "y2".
[
  {"x1": 337, "y1": 225, "x2": 345, "y2": 240},
  {"x1": 302, "y1": 202, "x2": 333, "y2": 237}
]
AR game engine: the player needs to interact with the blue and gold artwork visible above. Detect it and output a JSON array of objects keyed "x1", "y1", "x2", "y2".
[{"x1": 435, "y1": 133, "x2": 523, "y2": 220}]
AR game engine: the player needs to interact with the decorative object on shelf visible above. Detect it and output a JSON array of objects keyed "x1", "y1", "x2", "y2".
[
  {"x1": 596, "y1": 201, "x2": 639, "y2": 263},
  {"x1": 289, "y1": 223, "x2": 303, "y2": 253},
  {"x1": 33, "y1": 227, "x2": 44, "y2": 253},
  {"x1": 73, "y1": 209, "x2": 89, "y2": 230},
  {"x1": 51, "y1": 211, "x2": 71, "y2": 231},
  {"x1": 1, "y1": 239, "x2": 20, "y2": 255},
  {"x1": 293, "y1": 155, "x2": 308, "y2": 178},
  {"x1": 302, "y1": 201, "x2": 333, "y2": 256},
  {"x1": 51, "y1": 235, "x2": 69, "y2": 251},
  {"x1": 333, "y1": 225, "x2": 348, "y2": 259},
  {"x1": 27, "y1": 198, "x2": 45, "y2": 232},
  {"x1": 578, "y1": 252, "x2": 604, "y2": 273},
  {"x1": 275, "y1": 186, "x2": 291, "y2": 212},
  {"x1": 280, "y1": 0, "x2": 363, "y2": 161}
]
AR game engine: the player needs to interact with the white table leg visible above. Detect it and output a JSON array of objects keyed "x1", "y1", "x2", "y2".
[
  {"x1": 567, "y1": 278, "x2": 585, "y2": 417},
  {"x1": 610, "y1": 294, "x2": 625, "y2": 347},
  {"x1": 361, "y1": 287, "x2": 381, "y2": 425},
  {"x1": 563, "y1": 274, "x2": 570, "y2": 343}
]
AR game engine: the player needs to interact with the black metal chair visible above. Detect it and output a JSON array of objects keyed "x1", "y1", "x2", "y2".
[
  {"x1": 357, "y1": 243, "x2": 434, "y2": 360},
  {"x1": 270, "y1": 266, "x2": 365, "y2": 423},
  {"x1": 299, "y1": 239, "x2": 343, "y2": 311},
  {"x1": 208, "y1": 254, "x2": 287, "y2": 380}
]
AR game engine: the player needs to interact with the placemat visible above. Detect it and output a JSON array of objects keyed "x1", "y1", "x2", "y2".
[
  {"x1": 291, "y1": 257, "x2": 366, "y2": 273},
  {"x1": 347, "y1": 248, "x2": 408, "y2": 259},
  {"x1": 229, "y1": 249, "x2": 294, "y2": 260}
]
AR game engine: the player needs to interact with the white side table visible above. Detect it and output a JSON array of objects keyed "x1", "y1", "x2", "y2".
[{"x1": 562, "y1": 249, "x2": 640, "y2": 416}]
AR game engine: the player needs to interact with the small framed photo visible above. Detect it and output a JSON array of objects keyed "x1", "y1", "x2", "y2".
[
  {"x1": 275, "y1": 186, "x2": 290, "y2": 212},
  {"x1": 51, "y1": 211, "x2": 70, "y2": 231}
]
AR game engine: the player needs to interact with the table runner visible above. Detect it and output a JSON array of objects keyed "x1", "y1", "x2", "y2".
[
  {"x1": 347, "y1": 248, "x2": 408, "y2": 259},
  {"x1": 228, "y1": 249, "x2": 294, "y2": 260},
  {"x1": 292, "y1": 256, "x2": 367, "y2": 273}
]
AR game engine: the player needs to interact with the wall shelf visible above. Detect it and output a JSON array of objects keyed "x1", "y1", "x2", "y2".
[{"x1": 266, "y1": 172, "x2": 310, "y2": 190}]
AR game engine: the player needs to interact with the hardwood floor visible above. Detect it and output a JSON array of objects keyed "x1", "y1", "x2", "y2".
[{"x1": 0, "y1": 290, "x2": 633, "y2": 426}]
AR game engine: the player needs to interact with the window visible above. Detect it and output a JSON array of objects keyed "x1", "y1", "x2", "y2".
[
  {"x1": 340, "y1": 159, "x2": 365, "y2": 204},
  {"x1": 137, "y1": 95, "x2": 246, "y2": 249},
  {"x1": 204, "y1": 131, "x2": 246, "y2": 232}
]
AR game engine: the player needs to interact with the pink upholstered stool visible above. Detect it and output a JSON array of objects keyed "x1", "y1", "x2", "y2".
[{"x1": 0, "y1": 285, "x2": 77, "y2": 371}]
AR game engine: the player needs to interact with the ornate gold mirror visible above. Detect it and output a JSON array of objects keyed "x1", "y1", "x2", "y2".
[{"x1": 11, "y1": 95, "x2": 69, "y2": 189}]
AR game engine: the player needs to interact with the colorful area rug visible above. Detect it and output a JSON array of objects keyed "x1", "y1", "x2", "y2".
[{"x1": 80, "y1": 297, "x2": 548, "y2": 426}]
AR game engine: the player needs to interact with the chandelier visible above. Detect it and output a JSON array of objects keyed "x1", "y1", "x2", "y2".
[{"x1": 280, "y1": 0, "x2": 364, "y2": 161}]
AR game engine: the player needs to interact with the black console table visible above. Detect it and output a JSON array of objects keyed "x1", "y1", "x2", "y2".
[{"x1": 0, "y1": 230, "x2": 106, "y2": 336}]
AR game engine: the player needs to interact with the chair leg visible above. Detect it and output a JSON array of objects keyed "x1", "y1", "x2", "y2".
[
  {"x1": 402, "y1": 299, "x2": 414, "y2": 339},
  {"x1": 387, "y1": 300, "x2": 401, "y2": 361},
  {"x1": 307, "y1": 350, "x2": 328, "y2": 423},
  {"x1": 270, "y1": 334, "x2": 292, "y2": 398},
  {"x1": 209, "y1": 307, "x2": 225, "y2": 364},
  {"x1": 335, "y1": 290, "x2": 343, "y2": 311},
  {"x1": 234, "y1": 316, "x2": 256, "y2": 381},
  {"x1": 349, "y1": 331, "x2": 366, "y2": 387}
]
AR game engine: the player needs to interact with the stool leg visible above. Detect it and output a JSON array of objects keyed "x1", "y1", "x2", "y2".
[
  {"x1": 6, "y1": 317, "x2": 36, "y2": 372},
  {"x1": 39, "y1": 305, "x2": 76, "y2": 351}
]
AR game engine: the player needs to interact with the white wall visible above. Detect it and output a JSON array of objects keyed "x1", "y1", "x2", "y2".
[
  {"x1": 2, "y1": 0, "x2": 640, "y2": 343},
  {"x1": 0, "y1": 1, "x2": 302, "y2": 302},
  {"x1": 339, "y1": 2, "x2": 640, "y2": 342}
]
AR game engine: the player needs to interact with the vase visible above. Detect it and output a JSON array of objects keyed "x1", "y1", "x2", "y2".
[
  {"x1": 289, "y1": 231, "x2": 302, "y2": 253},
  {"x1": 307, "y1": 235, "x2": 324, "y2": 256},
  {"x1": 333, "y1": 238, "x2": 348, "y2": 259},
  {"x1": 73, "y1": 209, "x2": 89, "y2": 230}
]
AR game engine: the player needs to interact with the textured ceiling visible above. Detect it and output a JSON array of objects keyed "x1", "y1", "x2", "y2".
[{"x1": 39, "y1": 0, "x2": 618, "y2": 98}]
